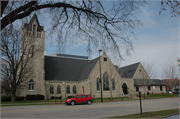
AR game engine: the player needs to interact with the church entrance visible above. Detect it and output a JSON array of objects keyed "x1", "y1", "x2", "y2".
[{"x1": 122, "y1": 83, "x2": 128, "y2": 94}]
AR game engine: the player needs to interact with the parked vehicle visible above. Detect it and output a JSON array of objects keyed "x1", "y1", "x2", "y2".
[
  {"x1": 172, "y1": 91, "x2": 179, "y2": 94},
  {"x1": 166, "y1": 91, "x2": 172, "y2": 94},
  {"x1": 65, "y1": 94, "x2": 93, "y2": 105}
]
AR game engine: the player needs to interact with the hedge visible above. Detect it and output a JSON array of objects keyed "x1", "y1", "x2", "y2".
[
  {"x1": 51, "y1": 96, "x2": 62, "y2": 99},
  {"x1": 1, "y1": 96, "x2": 25, "y2": 101},
  {"x1": 67, "y1": 96, "x2": 74, "y2": 99},
  {"x1": 26, "y1": 94, "x2": 44, "y2": 100}
]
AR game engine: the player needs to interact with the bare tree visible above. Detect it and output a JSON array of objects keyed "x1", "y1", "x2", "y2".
[
  {"x1": 1, "y1": 25, "x2": 40, "y2": 101},
  {"x1": 162, "y1": 63, "x2": 179, "y2": 96},
  {"x1": 142, "y1": 62, "x2": 158, "y2": 79},
  {"x1": 160, "y1": 0, "x2": 180, "y2": 19},
  {"x1": 1, "y1": 0, "x2": 148, "y2": 58}
]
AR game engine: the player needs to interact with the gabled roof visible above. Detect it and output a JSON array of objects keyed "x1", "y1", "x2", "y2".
[
  {"x1": 134, "y1": 79, "x2": 166, "y2": 86},
  {"x1": 118, "y1": 62, "x2": 140, "y2": 78},
  {"x1": 24, "y1": 14, "x2": 43, "y2": 32},
  {"x1": 79, "y1": 57, "x2": 99, "y2": 81},
  {"x1": 44, "y1": 55, "x2": 99, "y2": 81}
]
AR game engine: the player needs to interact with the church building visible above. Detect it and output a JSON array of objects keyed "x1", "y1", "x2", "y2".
[{"x1": 16, "y1": 14, "x2": 166, "y2": 99}]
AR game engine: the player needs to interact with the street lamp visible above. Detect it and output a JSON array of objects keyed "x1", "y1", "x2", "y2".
[{"x1": 99, "y1": 49, "x2": 103, "y2": 102}]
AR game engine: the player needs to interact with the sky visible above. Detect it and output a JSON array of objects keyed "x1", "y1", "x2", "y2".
[{"x1": 39, "y1": 1, "x2": 179, "y2": 79}]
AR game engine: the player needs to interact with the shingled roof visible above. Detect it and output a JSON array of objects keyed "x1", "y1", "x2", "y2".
[
  {"x1": 118, "y1": 62, "x2": 140, "y2": 78},
  {"x1": 79, "y1": 57, "x2": 99, "y2": 81},
  {"x1": 44, "y1": 55, "x2": 99, "y2": 81},
  {"x1": 134, "y1": 79, "x2": 166, "y2": 86},
  {"x1": 24, "y1": 14, "x2": 43, "y2": 32}
]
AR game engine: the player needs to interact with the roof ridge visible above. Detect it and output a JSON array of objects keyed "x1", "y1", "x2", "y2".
[
  {"x1": 44, "y1": 55, "x2": 89, "y2": 61},
  {"x1": 119, "y1": 62, "x2": 140, "y2": 69}
]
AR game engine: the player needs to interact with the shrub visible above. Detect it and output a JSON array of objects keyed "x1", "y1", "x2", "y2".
[
  {"x1": 67, "y1": 96, "x2": 74, "y2": 99},
  {"x1": 1, "y1": 96, "x2": 11, "y2": 101},
  {"x1": 36, "y1": 94, "x2": 44, "y2": 100},
  {"x1": 26, "y1": 94, "x2": 44, "y2": 100},
  {"x1": 15, "y1": 96, "x2": 25, "y2": 101},
  {"x1": 58, "y1": 96, "x2": 62, "y2": 99},
  {"x1": 51, "y1": 96, "x2": 55, "y2": 99},
  {"x1": 26, "y1": 95, "x2": 35, "y2": 100},
  {"x1": 1, "y1": 96, "x2": 25, "y2": 101}
]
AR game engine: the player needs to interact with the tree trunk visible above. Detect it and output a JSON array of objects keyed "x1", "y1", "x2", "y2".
[{"x1": 11, "y1": 89, "x2": 16, "y2": 102}]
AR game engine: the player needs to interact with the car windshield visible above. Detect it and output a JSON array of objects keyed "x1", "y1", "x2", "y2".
[{"x1": 72, "y1": 95, "x2": 77, "y2": 98}]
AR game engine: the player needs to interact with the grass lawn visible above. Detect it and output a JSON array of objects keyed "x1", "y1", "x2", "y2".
[
  {"x1": 1, "y1": 93, "x2": 179, "y2": 107},
  {"x1": 1, "y1": 99, "x2": 65, "y2": 106},
  {"x1": 140, "y1": 93, "x2": 179, "y2": 99},
  {"x1": 109, "y1": 108, "x2": 179, "y2": 118}
]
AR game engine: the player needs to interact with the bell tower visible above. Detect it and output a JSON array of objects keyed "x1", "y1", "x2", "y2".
[{"x1": 16, "y1": 14, "x2": 46, "y2": 97}]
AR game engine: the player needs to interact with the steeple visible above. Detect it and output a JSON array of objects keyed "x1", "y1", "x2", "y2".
[{"x1": 23, "y1": 14, "x2": 43, "y2": 37}]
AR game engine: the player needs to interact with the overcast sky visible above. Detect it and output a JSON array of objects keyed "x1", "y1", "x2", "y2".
[{"x1": 43, "y1": 1, "x2": 179, "y2": 79}]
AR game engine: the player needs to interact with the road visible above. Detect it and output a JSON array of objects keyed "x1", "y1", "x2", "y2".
[{"x1": 1, "y1": 98, "x2": 179, "y2": 118}]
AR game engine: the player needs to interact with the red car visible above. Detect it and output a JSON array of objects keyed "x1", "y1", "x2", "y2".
[{"x1": 65, "y1": 94, "x2": 93, "y2": 105}]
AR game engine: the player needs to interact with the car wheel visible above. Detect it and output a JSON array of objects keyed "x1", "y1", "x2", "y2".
[
  {"x1": 70, "y1": 101, "x2": 75, "y2": 105},
  {"x1": 87, "y1": 100, "x2": 91, "y2": 105}
]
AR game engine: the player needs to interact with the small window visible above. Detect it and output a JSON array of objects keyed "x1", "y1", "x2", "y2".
[
  {"x1": 96, "y1": 78, "x2": 100, "y2": 91},
  {"x1": 136, "y1": 86, "x2": 139, "y2": 92},
  {"x1": 73, "y1": 85, "x2": 76, "y2": 94},
  {"x1": 50, "y1": 85, "x2": 54, "y2": 94},
  {"x1": 112, "y1": 79, "x2": 115, "y2": 90},
  {"x1": 57, "y1": 85, "x2": 61, "y2": 94},
  {"x1": 29, "y1": 79, "x2": 34, "y2": 90},
  {"x1": 160, "y1": 86, "x2": 163, "y2": 91},
  {"x1": 104, "y1": 58, "x2": 107, "y2": 61},
  {"x1": 66, "y1": 85, "x2": 70, "y2": 94},
  {"x1": 33, "y1": 24, "x2": 36, "y2": 36},
  {"x1": 148, "y1": 86, "x2": 151, "y2": 90}
]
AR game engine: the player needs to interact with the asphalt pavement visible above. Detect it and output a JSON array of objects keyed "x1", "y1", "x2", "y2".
[{"x1": 1, "y1": 97, "x2": 179, "y2": 119}]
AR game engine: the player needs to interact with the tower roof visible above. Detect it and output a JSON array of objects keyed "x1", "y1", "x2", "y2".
[{"x1": 24, "y1": 14, "x2": 43, "y2": 32}]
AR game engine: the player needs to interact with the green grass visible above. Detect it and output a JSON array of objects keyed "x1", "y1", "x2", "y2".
[
  {"x1": 1, "y1": 99, "x2": 65, "y2": 107},
  {"x1": 109, "y1": 109, "x2": 179, "y2": 118},
  {"x1": 140, "y1": 93, "x2": 179, "y2": 99}
]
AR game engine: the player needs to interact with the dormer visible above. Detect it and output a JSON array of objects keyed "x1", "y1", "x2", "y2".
[{"x1": 23, "y1": 14, "x2": 44, "y2": 37}]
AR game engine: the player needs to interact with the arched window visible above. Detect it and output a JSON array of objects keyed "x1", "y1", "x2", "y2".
[
  {"x1": 122, "y1": 83, "x2": 128, "y2": 94},
  {"x1": 50, "y1": 85, "x2": 54, "y2": 94},
  {"x1": 97, "y1": 78, "x2": 100, "y2": 91},
  {"x1": 103, "y1": 72, "x2": 109, "y2": 91},
  {"x1": 112, "y1": 79, "x2": 115, "y2": 90},
  {"x1": 73, "y1": 85, "x2": 76, "y2": 94},
  {"x1": 29, "y1": 79, "x2": 34, "y2": 90},
  {"x1": 66, "y1": 85, "x2": 70, "y2": 94},
  {"x1": 57, "y1": 85, "x2": 61, "y2": 94},
  {"x1": 136, "y1": 86, "x2": 139, "y2": 92},
  {"x1": 33, "y1": 24, "x2": 36, "y2": 36}
]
